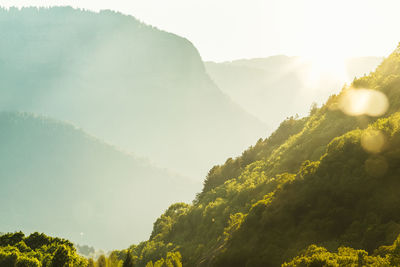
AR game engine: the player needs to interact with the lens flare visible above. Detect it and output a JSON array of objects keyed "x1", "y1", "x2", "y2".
[
  {"x1": 339, "y1": 88, "x2": 388, "y2": 117},
  {"x1": 361, "y1": 129, "x2": 386, "y2": 154}
]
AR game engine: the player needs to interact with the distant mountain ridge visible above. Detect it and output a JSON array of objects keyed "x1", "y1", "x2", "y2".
[
  {"x1": 0, "y1": 7, "x2": 267, "y2": 179},
  {"x1": 205, "y1": 55, "x2": 382, "y2": 128},
  {"x1": 0, "y1": 111, "x2": 198, "y2": 250}
]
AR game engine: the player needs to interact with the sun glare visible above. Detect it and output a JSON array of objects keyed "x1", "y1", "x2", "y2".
[
  {"x1": 361, "y1": 129, "x2": 386, "y2": 154},
  {"x1": 301, "y1": 52, "x2": 348, "y2": 90},
  {"x1": 338, "y1": 88, "x2": 389, "y2": 117}
]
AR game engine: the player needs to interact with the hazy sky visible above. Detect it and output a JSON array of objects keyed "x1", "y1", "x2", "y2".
[{"x1": 1, "y1": 0, "x2": 400, "y2": 61}]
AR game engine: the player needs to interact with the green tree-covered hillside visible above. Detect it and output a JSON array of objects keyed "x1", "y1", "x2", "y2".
[{"x1": 112, "y1": 44, "x2": 400, "y2": 266}]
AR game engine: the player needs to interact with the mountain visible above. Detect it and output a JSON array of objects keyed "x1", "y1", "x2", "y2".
[
  {"x1": 0, "y1": 111, "x2": 198, "y2": 250},
  {"x1": 113, "y1": 44, "x2": 400, "y2": 266},
  {"x1": 205, "y1": 55, "x2": 382, "y2": 128},
  {"x1": 0, "y1": 7, "x2": 266, "y2": 179}
]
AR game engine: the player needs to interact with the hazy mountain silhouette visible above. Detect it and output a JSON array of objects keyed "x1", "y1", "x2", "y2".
[
  {"x1": 0, "y1": 112, "x2": 198, "y2": 250},
  {"x1": 205, "y1": 56, "x2": 382, "y2": 128},
  {"x1": 0, "y1": 7, "x2": 266, "y2": 179}
]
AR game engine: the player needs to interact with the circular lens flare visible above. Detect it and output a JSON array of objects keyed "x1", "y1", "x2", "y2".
[
  {"x1": 361, "y1": 129, "x2": 386, "y2": 154},
  {"x1": 339, "y1": 88, "x2": 388, "y2": 117}
]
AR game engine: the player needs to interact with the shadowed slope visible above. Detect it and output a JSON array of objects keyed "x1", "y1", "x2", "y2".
[
  {"x1": 0, "y1": 112, "x2": 198, "y2": 250},
  {"x1": 0, "y1": 7, "x2": 266, "y2": 179}
]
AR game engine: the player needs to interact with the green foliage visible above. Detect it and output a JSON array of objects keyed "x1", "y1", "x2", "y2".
[
  {"x1": 51, "y1": 245, "x2": 73, "y2": 267},
  {"x1": 6, "y1": 39, "x2": 393, "y2": 267},
  {"x1": 153, "y1": 259, "x2": 164, "y2": 267},
  {"x1": 0, "y1": 232, "x2": 87, "y2": 267},
  {"x1": 24, "y1": 232, "x2": 53, "y2": 250},
  {"x1": 165, "y1": 252, "x2": 182, "y2": 267},
  {"x1": 282, "y1": 245, "x2": 390, "y2": 266},
  {"x1": 97, "y1": 255, "x2": 107, "y2": 267},
  {"x1": 87, "y1": 258, "x2": 95, "y2": 267},
  {"x1": 123, "y1": 252, "x2": 136, "y2": 267},
  {"x1": 4, "y1": 8, "x2": 399, "y2": 266},
  {"x1": 0, "y1": 5, "x2": 265, "y2": 250},
  {"x1": 140, "y1": 252, "x2": 182, "y2": 267},
  {"x1": 285, "y1": 232, "x2": 400, "y2": 266},
  {"x1": 202, "y1": 116, "x2": 307, "y2": 194},
  {"x1": 115, "y1": 44, "x2": 400, "y2": 266}
]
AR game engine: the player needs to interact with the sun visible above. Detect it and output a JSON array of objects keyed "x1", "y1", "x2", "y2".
[{"x1": 301, "y1": 51, "x2": 349, "y2": 90}]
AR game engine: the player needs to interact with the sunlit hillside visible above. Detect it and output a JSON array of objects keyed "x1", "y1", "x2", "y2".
[
  {"x1": 2, "y1": 2, "x2": 400, "y2": 267},
  {"x1": 102, "y1": 44, "x2": 400, "y2": 266}
]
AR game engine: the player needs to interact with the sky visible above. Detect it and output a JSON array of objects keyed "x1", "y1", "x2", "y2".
[{"x1": 0, "y1": 0, "x2": 399, "y2": 61}]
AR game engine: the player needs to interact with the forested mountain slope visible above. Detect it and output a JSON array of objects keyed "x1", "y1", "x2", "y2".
[
  {"x1": 0, "y1": 112, "x2": 197, "y2": 250},
  {"x1": 114, "y1": 44, "x2": 400, "y2": 266},
  {"x1": 205, "y1": 56, "x2": 382, "y2": 127},
  {"x1": 0, "y1": 7, "x2": 266, "y2": 179}
]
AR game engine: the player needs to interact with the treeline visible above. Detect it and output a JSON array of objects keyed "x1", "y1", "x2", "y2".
[
  {"x1": 11, "y1": 43, "x2": 400, "y2": 267},
  {"x1": 283, "y1": 234, "x2": 400, "y2": 266},
  {"x1": 0, "y1": 232, "x2": 86, "y2": 266},
  {"x1": 101, "y1": 43, "x2": 400, "y2": 266},
  {"x1": 5, "y1": 32, "x2": 400, "y2": 266}
]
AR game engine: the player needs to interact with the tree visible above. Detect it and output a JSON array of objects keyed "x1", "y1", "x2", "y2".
[
  {"x1": 97, "y1": 255, "x2": 106, "y2": 267},
  {"x1": 87, "y1": 258, "x2": 95, "y2": 267},
  {"x1": 51, "y1": 245, "x2": 72, "y2": 267},
  {"x1": 25, "y1": 232, "x2": 51, "y2": 250},
  {"x1": 154, "y1": 258, "x2": 164, "y2": 267},
  {"x1": 309, "y1": 102, "x2": 318, "y2": 115},
  {"x1": 15, "y1": 257, "x2": 40, "y2": 267},
  {"x1": 123, "y1": 252, "x2": 135, "y2": 267}
]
